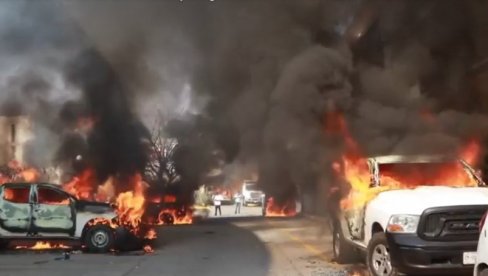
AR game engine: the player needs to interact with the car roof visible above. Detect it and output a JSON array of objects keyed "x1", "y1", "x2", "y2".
[
  {"x1": 369, "y1": 154, "x2": 458, "y2": 164},
  {"x1": 2, "y1": 182, "x2": 62, "y2": 190}
]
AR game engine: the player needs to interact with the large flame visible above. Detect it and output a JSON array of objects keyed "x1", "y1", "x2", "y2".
[
  {"x1": 62, "y1": 169, "x2": 98, "y2": 201},
  {"x1": 116, "y1": 174, "x2": 147, "y2": 230},
  {"x1": 326, "y1": 112, "x2": 481, "y2": 211},
  {"x1": 265, "y1": 197, "x2": 297, "y2": 217}
]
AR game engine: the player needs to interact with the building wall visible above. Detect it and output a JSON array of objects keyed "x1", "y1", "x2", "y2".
[{"x1": 0, "y1": 116, "x2": 33, "y2": 165}]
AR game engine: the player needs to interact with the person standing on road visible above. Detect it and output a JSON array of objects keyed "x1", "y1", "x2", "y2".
[
  {"x1": 214, "y1": 193, "x2": 223, "y2": 216},
  {"x1": 261, "y1": 194, "x2": 266, "y2": 216},
  {"x1": 234, "y1": 193, "x2": 243, "y2": 214}
]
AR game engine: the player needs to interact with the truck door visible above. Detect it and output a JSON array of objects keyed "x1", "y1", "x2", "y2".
[
  {"x1": 31, "y1": 185, "x2": 75, "y2": 236},
  {"x1": 344, "y1": 159, "x2": 377, "y2": 240},
  {"x1": 0, "y1": 185, "x2": 33, "y2": 234}
]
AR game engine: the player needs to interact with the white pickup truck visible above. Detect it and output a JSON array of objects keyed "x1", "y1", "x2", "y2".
[
  {"x1": 241, "y1": 180, "x2": 264, "y2": 206},
  {"x1": 332, "y1": 155, "x2": 488, "y2": 276}
]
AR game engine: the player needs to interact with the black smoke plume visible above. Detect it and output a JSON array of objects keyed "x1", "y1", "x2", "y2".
[{"x1": 2, "y1": 0, "x2": 488, "y2": 214}]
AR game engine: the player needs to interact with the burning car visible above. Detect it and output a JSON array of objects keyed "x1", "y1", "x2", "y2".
[
  {"x1": 332, "y1": 154, "x2": 488, "y2": 276},
  {"x1": 0, "y1": 182, "x2": 135, "y2": 252}
]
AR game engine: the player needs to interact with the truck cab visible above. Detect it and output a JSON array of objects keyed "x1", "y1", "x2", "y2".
[
  {"x1": 0, "y1": 182, "x2": 121, "y2": 252},
  {"x1": 241, "y1": 180, "x2": 264, "y2": 206},
  {"x1": 332, "y1": 155, "x2": 487, "y2": 276}
]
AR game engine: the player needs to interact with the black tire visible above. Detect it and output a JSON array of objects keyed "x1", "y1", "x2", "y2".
[
  {"x1": 332, "y1": 222, "x2": 358, "y2": 263},
  {"x1": 480, "y1": 268, "x2": 488, "y2": 276},
  {"x1": 114, "y1": 227, "x2": 143, "y2": 251},
  {"x1": 83, "y1": 225, "x2": 115, "y2": 253},
  {"x1": 367, "y1": 232, "x2": 398, "y2": 276}
]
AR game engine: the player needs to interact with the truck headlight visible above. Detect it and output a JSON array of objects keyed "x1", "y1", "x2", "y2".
[{"x1": 386, "y1": 215, "x2": 420, "y2": 233}]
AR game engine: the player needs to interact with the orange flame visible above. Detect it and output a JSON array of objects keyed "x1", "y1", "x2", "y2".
[
  {"x1": 144, "y1": 228, "x2": 157, "y2": 240},
  {"x1": 460, "y1": 139, "x2": 480, "y2": 166},
  {"x1": 143, "y1": 245, "x2": 154, "y2": 253},
  {"x1": 115, "y1": 174, "x2": 147, "y2": 230},
  {"x1": 326, "y1": 112, "x2": 482, "y2": 211},
  {"x1": 0, "y1": 160, "x2": 41, "y2": 184},
  {"x1": 88, "y1": 217, "x2": 119, "y2": 229},
  {"x1": 20, "y1": 168, "x2": 39, "y2": 182},
  {"x1": 15, "y1": 241, "x2": 71, "y2": 250},
  {"x1": 265, "y1": 197, "x2": 297, "y2": 217},
  {"x1": 154, "y1": 208, "x2": 193, "y2": 225},
  {"x1": 62, "y1": 169, "x2": 98, "y2": 201},
  {"x1": 163, "y1": 195, "x2": 177, "y2": 203}
]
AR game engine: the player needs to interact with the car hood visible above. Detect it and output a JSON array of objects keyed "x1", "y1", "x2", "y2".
[
  {"x1": 76, "y1": 200, "x2": 114, "y2": 214},
  {"x1": 371, "y1": 186, "x2": 488, "y2": 215}
]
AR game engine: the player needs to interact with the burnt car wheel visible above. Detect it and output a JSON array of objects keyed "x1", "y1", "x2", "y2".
[
  {"x1": 332, "y1": 221, "x2": 358, "y2": 263},
  {"x1": 367, "y1": 232, "x2": 397, "y2": 276},
  {"x1": 84, "y1": 225, "x2": 115, "y2": 253}
]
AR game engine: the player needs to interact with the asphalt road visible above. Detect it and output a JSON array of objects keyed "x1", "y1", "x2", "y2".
[{"x1": 0, "y1": 206, "x2": 365, "y2": 276}]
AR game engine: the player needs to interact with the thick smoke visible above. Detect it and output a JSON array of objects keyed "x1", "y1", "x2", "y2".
[
  {"x1": 0, "y1": 1, "x2": 236, "y2": 201},
  {"x1": 186, "y1": 0, "x2": 488, "y2": 210},
  {"x1": 0, "y1": 1, "x2": 151, "y2": 193},
  {"x1": 259, "y1": 46, "x2": 352, "y2": 203},
  {"x1": 2, "y1": 0, "x2": 488, "y2": 212},
  {"x1": 0, "y1": 1, "x2": 85, "y2": 167},
  {"x1": 63, "y1": 49, "x2": 150, "y2": 190},
  {"x1": 349, "y1": 0, "x2": 488, "y2": 156}
]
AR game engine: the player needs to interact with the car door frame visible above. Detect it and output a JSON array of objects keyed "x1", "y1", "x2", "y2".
[
  {"x1": 0, "y1": 183, "x2": 34, "y2": 235},
  {"x1": 30, "y1": 184, "x2": 77, "y2": 236}
]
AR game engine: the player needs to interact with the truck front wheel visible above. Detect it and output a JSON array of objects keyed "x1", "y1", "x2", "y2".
[
  {"x1": 332, "y1": 222, "x2": 357, "y2": 263},
  {"x1": 367, "y1": 232, "x2": 397, "y2": 276},
  {"x1": 84, "y1": 225, "x2": 115, "y2": 253}
]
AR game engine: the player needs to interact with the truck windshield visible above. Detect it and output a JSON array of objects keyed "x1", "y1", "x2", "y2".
[
  {"x1": 378, "y1": 162, "x2": 478, "y2": 188},
  {"x1": 244, "y1": 183, "x2": 258, "y2": 191}
]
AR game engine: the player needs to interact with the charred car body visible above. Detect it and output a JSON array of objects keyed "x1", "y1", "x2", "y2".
[
  {"x1": 0, "y1": 182, "x2": 137, "y2": 252},
  {"x1": 332, "y1": 155, "x2": 487, "y2": 276}
]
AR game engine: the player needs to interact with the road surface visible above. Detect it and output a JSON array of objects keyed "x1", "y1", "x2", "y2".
[{"x1": 0, "y1": 207, "x2": 365, "y2": 276}]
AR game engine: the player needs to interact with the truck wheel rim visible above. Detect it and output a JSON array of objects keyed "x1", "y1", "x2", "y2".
[
  {"x1": 371, "y1": 244, "x2": 392, "y2": 276},
  {"x1": 91, "y1": 230, "x2": 109, "y2": 248}
]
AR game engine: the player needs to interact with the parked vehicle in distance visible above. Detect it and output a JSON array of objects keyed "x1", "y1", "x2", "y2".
[
  {"x1": 241, "y1": 180, "x2": 264, "y2": 206},
  {"x1": 0, "y1": 182, "x2": 132, "y2": 252},
  {"x1": 332, "y1": 155, "x2": 487, "y2": 276}
]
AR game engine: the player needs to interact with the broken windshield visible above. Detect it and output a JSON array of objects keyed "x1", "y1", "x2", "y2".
[{"x1": 377, "y1": 162, "x2": 478, "y2": 188}]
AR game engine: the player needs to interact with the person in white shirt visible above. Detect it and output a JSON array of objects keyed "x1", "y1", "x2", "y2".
[
  {"x1": 234, "y1": 193, "x2": 243, "y2": 214},
  {"x1": 213, "y1": 194, "x2": 224, "y2": 216}
]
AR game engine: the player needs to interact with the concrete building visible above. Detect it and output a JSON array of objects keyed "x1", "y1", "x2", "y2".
[{"x1": 0, "y1": 116, "x2": 33, "y2": 165}]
